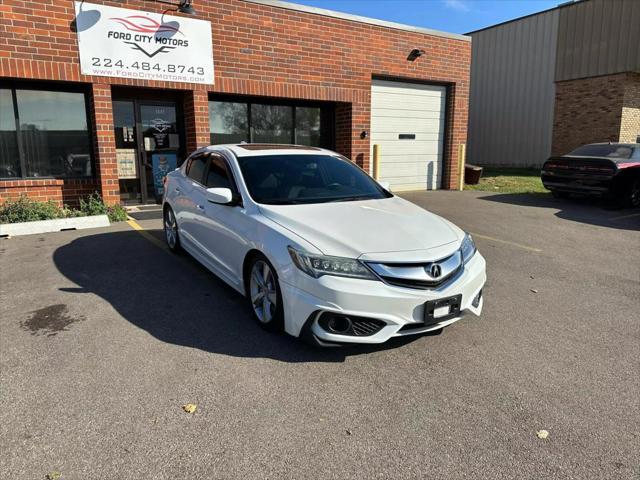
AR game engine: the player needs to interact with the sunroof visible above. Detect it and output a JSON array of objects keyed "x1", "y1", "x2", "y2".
[{"x1": 237, "y1": 144, "x2": 322, "y2": 151}]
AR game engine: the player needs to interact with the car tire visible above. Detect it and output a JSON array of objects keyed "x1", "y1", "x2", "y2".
[
  {"x1": 163, "y1": 206, "x2": 181, "y2": 253},
  {"x1": 246, "y1": 254, "x2": 284, "y2": 332},
  {"x1": 625, "y1": 177, "x2": 640, "y2": 208}
]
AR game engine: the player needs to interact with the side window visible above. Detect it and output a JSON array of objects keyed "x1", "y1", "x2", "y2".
[
  {"x1": 186, "y1": 155, "x2": 207, "y2": 184},
  {"x1": 206, "y1": 156, "x2": 232, "y2": 189}
]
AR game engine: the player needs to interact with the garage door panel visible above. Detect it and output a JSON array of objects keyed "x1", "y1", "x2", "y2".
[
  {"x1": 371, "y1": 79, "x2": 446, "y2": 191},
  {"x1": 371, "y1": 97, "x2": 445, "y2": 110},
  {"x1": 370, "y1": 109, "x2": 444, "y2": 120},
  {"x1": 383, "y1": 180, "x2": 441, "y2": 192},
  {"x1": 378, "y1": 153, "x2": 442, "y2": 163},
  {"x1": 372, "y1": 140, "x2": 442, "y2": 149},
  {"x1": 370, "y1": 117, "x2": 444, "y2": 133},
  {"x1": 380, "y1": 156, "x2": 441, "y2": 168},
  {"x1": 372, "y1": 147, "x2": 442, "y2": 158},
  {"x1": 371, "y1": 80, "x2": 447, "y2": 97},
  {"x1": 381, "y1": 161, "x2": 443, "y2": 175},
  {"x1": 380, "y1": 161, "x2": 441, "y2": 178},
  {"x1": 371, "y1": 132, "x2": 443, "y2": 142}
]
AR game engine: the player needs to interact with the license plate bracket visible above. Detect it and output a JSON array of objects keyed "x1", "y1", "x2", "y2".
[{"x1": 424, "y1": 294, "x2": 462, "y2": 324}]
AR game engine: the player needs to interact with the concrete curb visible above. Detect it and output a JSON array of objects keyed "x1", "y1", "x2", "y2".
[{"x1": 0, "y1": 215, "x2": 110, "y2": 237}]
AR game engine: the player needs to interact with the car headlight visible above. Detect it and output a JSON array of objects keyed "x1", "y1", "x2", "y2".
[
  {"x1": 460, "y1": 233, "x2": 477, "y2": 264},
  {"x1": 287, "y1": 246, "x2": 376, "y2": 280}
]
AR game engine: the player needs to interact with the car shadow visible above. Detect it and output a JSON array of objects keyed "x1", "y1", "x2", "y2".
[
  {"x1": 477, "y1": 192, "x2": 640, "y2": 231},
  {"x1": 53, "y1": 230, "x2": 427, "y2": 363}
]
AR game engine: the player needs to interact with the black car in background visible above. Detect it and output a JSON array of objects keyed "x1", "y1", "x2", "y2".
[{"x1": 541, "y1": 143, "x2": 640, "y2": 208}]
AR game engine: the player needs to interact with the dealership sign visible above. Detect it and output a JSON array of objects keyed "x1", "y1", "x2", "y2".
[{"x1": 74, "y1": 2, "x2": 213, "y2": 84}]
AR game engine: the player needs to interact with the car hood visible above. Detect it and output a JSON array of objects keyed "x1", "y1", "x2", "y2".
[{"x1": 259, "y1": 196, "x2": 463, "y2": 259}]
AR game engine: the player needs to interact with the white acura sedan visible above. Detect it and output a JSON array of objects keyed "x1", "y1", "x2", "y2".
[{"x1": 162, "y1": 144, "x2": 486, "y2": 346}]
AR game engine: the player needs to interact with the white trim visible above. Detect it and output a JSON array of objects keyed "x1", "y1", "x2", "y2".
[{"x1": 242, "y1": 0, "x2": 471, "y2": 42}]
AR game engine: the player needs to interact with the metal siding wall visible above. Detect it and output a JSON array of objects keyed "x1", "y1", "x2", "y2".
[
  {"x1": 468, "y1": 10, "x2": 559, "y2": 167},
  {"x1": 555, "y1": 0, "x2": 640, "y2": 81}
]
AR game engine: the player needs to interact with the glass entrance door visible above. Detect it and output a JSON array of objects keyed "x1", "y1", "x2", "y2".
[
  {"x1": 140, "y1": 103, "x2": 179, "y2": 203},
  {"x1": 113, "y1": 98, "x2": 182, "y2": 204},
  {"x1": 114, "y1": 100, "x2": 140, "y2": 204}
]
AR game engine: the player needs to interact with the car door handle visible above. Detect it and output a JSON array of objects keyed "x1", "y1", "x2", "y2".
[
  {"x1": 174, "y1": 187, "x2": 182, "y2": 194},
  {"x1": 196, "y1": 204, "x2": 205, "y2": 211}
]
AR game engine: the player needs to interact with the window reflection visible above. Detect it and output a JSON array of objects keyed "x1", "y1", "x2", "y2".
[
  {"x1": 16, "y1": 89, "x2": 92, "y2": 177},
  {"x1": 251, "y1": 104, "x2": 293, "y2": 144},
  {"x1": 209, "y1": 101, "x2": 248, "y2": 144},
  {"x1": 113, "y1": 101, "x2": 136, "y2": 150},
  {"x1": 295, "y1": 107, "x2": 321, "y2": 147},
  {"x1": 0, "y1": 89, "x2": 20, "y2": 178},
  {"x1": 208, "y1": 99, "x2": 329, "y2": 148}
]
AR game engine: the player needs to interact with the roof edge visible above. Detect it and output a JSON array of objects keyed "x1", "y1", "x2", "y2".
[
  {"x1": 242, "y1": 0, "x2": 471, "y2": 42},
  {"x1": 466, "y1": 0, "x2": 583, "y2": 36}
]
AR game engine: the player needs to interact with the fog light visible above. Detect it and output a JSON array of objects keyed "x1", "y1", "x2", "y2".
[
  {"x1": 319, "y1": 313, "x2": 352, "y2": 334},
  {"x1": 327, "y1": 315, "x2": 352, "y2": 334}
]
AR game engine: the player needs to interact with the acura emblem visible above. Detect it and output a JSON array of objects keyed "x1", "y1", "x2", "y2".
[{"x1": 429, "y1": 264, "x2": 442, "y2": 278}]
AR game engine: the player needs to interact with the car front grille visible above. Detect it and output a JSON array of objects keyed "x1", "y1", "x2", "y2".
[{"x1": 366, "y1": 250, "x2": 463, "y2": 290}]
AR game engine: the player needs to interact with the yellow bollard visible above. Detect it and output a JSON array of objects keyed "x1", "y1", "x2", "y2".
[
  {"x1": 372, "y1": 144, "x2": 380, "y2": 180},
  {"x1": 458, "y1": 143, "x2": 466, "y2": 191}
]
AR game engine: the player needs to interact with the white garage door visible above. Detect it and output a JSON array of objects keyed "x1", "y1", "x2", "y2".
[{"x1": 370, "y1": 79, "x2": 446, "y2": 191}]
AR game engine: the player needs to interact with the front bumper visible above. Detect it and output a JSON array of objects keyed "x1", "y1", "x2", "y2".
[{"x1": 280, "y1": 252, "x2": 486, "y2": 344}]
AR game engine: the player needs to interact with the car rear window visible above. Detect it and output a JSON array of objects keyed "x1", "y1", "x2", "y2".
[{"x1": 568, "y1": 145, "x2": 633, "y2": 159}]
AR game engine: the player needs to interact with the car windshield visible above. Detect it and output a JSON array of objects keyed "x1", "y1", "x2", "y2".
[
  {"x1": 568, "y1": 144, "x2": 633, "y2": 159},
  {"x1": 236, "y1": 154, "x2": 391, "y2": 205}
]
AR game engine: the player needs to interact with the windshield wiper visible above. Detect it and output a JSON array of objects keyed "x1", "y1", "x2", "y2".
[
  {"x1": 263, "y1": 199, "x2": 303, "y2": 205},
  {"x1": 327, "y1": 196, "x2": 371, "y2": 203}
]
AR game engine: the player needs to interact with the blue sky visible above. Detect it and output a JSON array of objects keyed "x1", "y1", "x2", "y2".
[{"x1": 292, "y1": 0, "x2": 560, "y2": 34}]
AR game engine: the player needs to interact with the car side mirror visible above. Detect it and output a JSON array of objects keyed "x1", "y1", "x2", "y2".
[
  {"x1": 206, "y1": 187, "x2": 234, "y2": 205},
  {"x1": 378, "y1": 180, "x2": 391, "y2": 191}
]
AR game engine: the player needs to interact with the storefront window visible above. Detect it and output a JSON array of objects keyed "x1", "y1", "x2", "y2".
[
  {"x1": 295, "y1": 107, "x2": 321, "y2": 147},
  {"x1": 16, "y1": 89, "x2": 92, "y2": 178},
  {"x1": 208, "y1": 98, "x2": 332, "y2": 148},
  {"x1": 209, "y1": 101, "x2": 248, "y2": 144},
  {"x1": 252, "y1": 104, "x2": 293, "y2": 144},
  {"x1": 0, "y1": 89, "x2": 20, "y2": 178}
]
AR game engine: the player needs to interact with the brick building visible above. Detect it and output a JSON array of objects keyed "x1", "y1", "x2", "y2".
[
  {"x1": 466, "y1": 0, "x2": 640, "y2": 167},
  {"x1": 0, "y1": 0, "x2": 471, "y2": 206},
  {"x1": 552, "y1": 72, "x2": 640, "y2": 157}
]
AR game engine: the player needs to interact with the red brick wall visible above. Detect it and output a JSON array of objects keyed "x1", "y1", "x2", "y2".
[
  {"x1": 0, "y1": 0, "x2": 471, "y2": 204},
  {"x1": 184, "y1": 90, "x2": 212, "y2": 154},
  {"x1": 0, "y1": 179, "x2": 99, "y2": 206},
  {"x1": 552, "y1": 73, "x2": 627, "y2": 156},
  {"x1": 90, "y1": 84, "x2": 119, "y2": 204}
]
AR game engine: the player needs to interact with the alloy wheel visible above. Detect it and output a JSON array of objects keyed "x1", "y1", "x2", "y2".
[
  {"x1": 164, "y1": 208, "x2": 178, "y2": 248},
  {"x1": 249, "y1": 260, "x2": 277, "y2": 323},
  {"x1": 630, "y1": 179, "x2": 640, "y2": 208}
]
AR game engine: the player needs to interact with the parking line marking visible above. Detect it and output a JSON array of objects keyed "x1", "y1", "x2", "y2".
[
  {"x1": 471, "y1": 232, "x2": 543, "y2": 253},
  {"x1": 126, "y1": 216, "x2": 166, "y2": 250},
  {"x1": 609, "y1": 212, "x2": 640, "y2": 221}
]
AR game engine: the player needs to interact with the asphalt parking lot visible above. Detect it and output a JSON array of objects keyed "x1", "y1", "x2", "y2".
[{"x1": 1, "y1": 190, "x2": 638, "y2": 479}]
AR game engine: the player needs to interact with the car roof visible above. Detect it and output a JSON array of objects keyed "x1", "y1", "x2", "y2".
[
  {"x1": 580, "y1": 143, "x2": 638, "y2": 148},
  {"x1": 200, "y1": 144, "x2": 338, "y2": 158}
]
